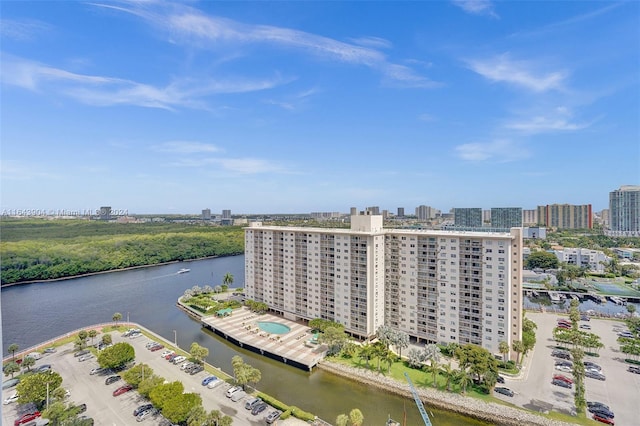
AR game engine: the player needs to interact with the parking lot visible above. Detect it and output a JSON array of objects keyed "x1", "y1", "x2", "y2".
[
  {"x1": 2, "y1": 331, "x2": 307, "y2": 426},
  {"x1": 493, "y1": 312, "x2": 639, "y2": 425}
]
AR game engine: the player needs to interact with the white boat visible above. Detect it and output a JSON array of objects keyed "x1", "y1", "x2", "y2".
[{"x1": 177, "y1": 268, "x2": 190, "y2": 274}]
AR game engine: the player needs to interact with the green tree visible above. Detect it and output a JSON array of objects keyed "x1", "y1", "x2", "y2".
[
  {"x1": 17, "y1": 371, "x2": 63, "y2": 407},
  {"x1": 498, "y1": 341, "x2": 510, "y2": 362},
  {"x1": 186, "y1": 406, "x2": 207, "y2": 426},
  {"x1": 406, "y1": 348, "x2": 425, "y2": 369},
  {"x1": 358, "y1": 344, "x2": 375, "y2": 368},
  {"x1": 22, "y1": 356, "x2": 36, "y2": 372},
  {"x1": 483, "y1": 370, "x2": 499, "y2": 395},
  {"x1": 97, "y1": 342, "x2": 134, "y2": 369},
  {"x1": 223, "y1": 272, "x2": 234, "y2": 287},
  {"x1": 441, "y1": 362, "x2": 454, "y2": 392},
  {"x1": 336, "y1": 414, "x2": 349, "y2": 426},
  {"x1": 512, "y1": 340, "x2": 525, "y2": 366},
  {"x1": 525, "y1": 250, "x2": 559, "y2": 270},
  {"x1": 42, "y1": 401, "x2": 75, "y2": 426},
  {"x1": 101, "y1": 333, "x2": 112, "y2": 345},
  {"x1": 138, "y1": 375, "x2": 165, "y2": 398},
  {"x1": 162, "y1": 392, "x2": 202, "y2": 424},
  {"x1": 88, "y1": 330, "x2": 98, "y2": 346},
  {"x1": 123, "y1": 363, "x2": 153, "y2": 388},
  {"x1": 349, "y1": 408, "x2": 364, "y2": 426},
  {"x1": 392, "y1": 330, "x2": 410, "y2": 359},
  {"x1": 149, "y1": 381, "x2": 184, "y2": 410},
  {"x1": 189, "y1": 342, "x2": 209, "y2": 364},
  {"x1": 231, "y1": 355, "x2": 261, "y2": 390},
  {"x1": 112, "y1": 312, "x2": 122, "y2": 327},
  {"x1": 627, "y1": 304, "x2": 637, "y2": 317},
  {"x1": 78, "y1": 330, "x2": 88, "y2": 342},
  {"x1": 3, "y1": 361, "x2": 20, "y2": 378},
  {"x1": 376, "y1": 324, "x2": 395, "y2": 349},
  {"x1": 455, "y1": 369, "x2": 472, "y2": 394},
  {"x1": 426, "y1": 360, "x2": 440, "y2": 388},
  {"x1": 319, "y1": 326, "x2": 350, "y2": 356},
  {"x1": 8, "y1": 343, "x2": 19, "y2": 360}
]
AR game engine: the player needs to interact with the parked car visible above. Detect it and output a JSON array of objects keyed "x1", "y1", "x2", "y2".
[
  {"x1": 585, "y1": 371, "x2": 606, "y2": 381},
  {"x1": 160, "y1": 350, "x2": 173, "y2": 358},
  {"x1": 587, "y1": 401, "x2": 610, "y2": 412},
  {"x1": 552, "y1": 379, "x2": 572, "y2": 389},
  {"x1": 580, "y1": 315, "x2": 590, "y2": 321},
  {"x1": 113, "y1": 384, "x2": 133, "y2": 396},
  {"x1": 145, "y1": 341, "x2": 159, "y2": 349},
  {"x1": 591, "y1": 408, "x2": 615, "y2": 419},
  {"x1": 251, "y1": 402, "x2": 268, "y2": 415},
  {"x1": 494, "y1": 387, "x2": 514, "y2": 397},
  {"x1": 172, "y1": 355, "x2": 186, "y2": 364},
  {"x1": 133, "y1": 404, "x2": 154, "y2": 417},
  {"x1": 90, "y1": 367, "x2": 106, "y2": 375},
  {"x1": 14, "y1": 411, "x2": 41, "y2": 426},
  {"x1": 628, "y1": 366, "x2": 640, "y2": 374},
  {"x1": 584, "y1": 361, "x2": 601, "y2": 371},
  {"x1": 166, "y1": 353, "x2": 177, "y2": 362},
  {"x1": 202, "y1": 376, "x2": 218, "y2": 386},
  {"x1": 551, "y1": 350, "x2": 571, "y2": 360},
  {"x1": 36, "y1": 364, "x2": 52, "y2": 373},
  {"x1": 579, "y1": 324, "x2": 591, "y2": 330},
  {"x1": 43, "y1": 347, "x2": 57, "y2": 354},
  {"x1": 150, "y1": 345, "x2": 164, "y2": 352},
  {"x1": 553, "y1": 374, "x2": 573, "y2": 384},
  {"x1": 105, "y1": 375, "x2": 121, "y2": 385},
  {"x1": 2, "y1": 378, "x2": 20, "y2": 389},
  {"x1": 245, "y1": 397, "x2": 262, "y2": 410},
  {"x1": 180, "y1": 362, "x2": 194, "y2": 371},
  {"x1": 230, "y1": 390, "x2": 247, "y2": 402},
  {"x1": 266, "y1": 410, "x2": 283, "y2": 424},
  {"x1": 3, "y1": 393, "x2": 19, "y2": 405},
  {"x1": 555, "y1": 365, "x2": 572, "y2": 373},
  {"x1": 189, "y1": 365, "x2": 204, "y2": 375},
  {"x1": 618, "y1": 331, "x2": 634, "y2": 338},
  {"x1": 136, "y1": 408, "x2": 157, "y2": 422},
  {"x1": 496, "y1": 375, "x2": 505, "y2": 384},
  {"x1": 78, "y1": 354, "x2": 93, "y2": 362},
  {"x1": 592, "y1": 414, "x2": 615, "y2": 425},
  {"x1": 207, "y1": 377, "x2": 223, "y2": 389},
  {"x1": 74, "y1": 350, "x2": 90, "y2": 358},
  {"x1": 226, "y1": 386, "x2": 242, "y2": 398}
]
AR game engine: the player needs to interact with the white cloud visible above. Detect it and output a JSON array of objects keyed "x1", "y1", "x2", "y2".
[
  {"x1": 418, "y1": 113, "x2": 436, "y2": 122},
  {"x1": 504, "y1": 106, "x2": 593, "y2": 134},
  {"x1": 169, "y1": 157, "x2": 285, "y2": 174},
  {"x1": 0, "y1": 160, "x2": 62, "y2": 180},
  {"x1": 468, "y1": 54, "x2": 567, "y2": 92},
  {"x1": 0, "y1": 54, "x2": 284, "y2": 110},
  {"x1": 154, "y1": 141, "x2": 221, "y2": 154},
  {"x1": 455, "y1": 139, "x2": 529, "y2": 162},
  {"x1": 0, "y1": 19, "x2": 51, "y2": 41},
  {"x1": 452, "y1": 0, "x2": 498, "y2": 18},
  {"x1": 93, "y1": 2, "x2": 437, "y2": 89}
]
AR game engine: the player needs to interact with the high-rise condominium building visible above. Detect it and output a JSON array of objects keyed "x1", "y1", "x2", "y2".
[
  {"x1": 244, "y1": 214, "x2": 523, "y2": 356},
  {"x1": 397, "y1": 207, "x2": 405, "y2": 217},
  {"x1": 454, "y1": 208, "x2": 483, "y2": 228},
  {"x1": 522, "y1": 209, "x2": 537, "y2": 226},
  {"x1": 609, "y1": 185, "x2": 640, "y2": 236},
  {"x1": 415, "y1": 205, "x2": 438, "y2": 221},
  {"x1": 202, "y1": 209, "x2": 211, "y2": 220},
  {"x1": 491, "y1": 207, "x2": 523, "y2": 229},
  {"x1": 536, "y1": 204, "x2": 592, "y2": 229},
  {"x1": 222, "y1": 209, "x2": 231, "y2": 219}
]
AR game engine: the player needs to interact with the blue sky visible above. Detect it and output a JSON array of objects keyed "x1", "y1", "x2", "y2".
[{"x1": 1, "y1": 1, "x2": 638, "y2": 214}]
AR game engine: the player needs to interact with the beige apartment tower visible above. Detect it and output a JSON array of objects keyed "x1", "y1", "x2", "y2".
[{"x1": 245, "y1": 214, "x2": 522, "y2": 356}]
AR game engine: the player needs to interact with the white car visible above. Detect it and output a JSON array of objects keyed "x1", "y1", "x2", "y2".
[
  {"x1": 160, "y1": 350, "x2": 173, "y2": 358},
  {"x1": 226, "y1": 386, "x2": 242, "y2": 398},
  {"x1": 207, "y1": 378, "x2": 223, "y2": 389},
  {"x1": 172, "y1": 356, "x2": 186, "y2": 364},
  {"x1": 78, "y1": 354, "x2": 93, "y2": 362},
  {"x1": 555, "y1": 365, "x2": 572, "y2": 373},
  {"x1": 3, "y1": 393, "x2": 19, "y2": 405}
]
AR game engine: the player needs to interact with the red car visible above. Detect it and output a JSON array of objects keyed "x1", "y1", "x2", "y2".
[
  {"x1": 14, "y1": 411, "x2": 41, "y2": 426},
  {"x1": 150, "y1": 344, "x2": 164, "y2": 352},
  {"x1": 553, "y1": 374, "x2": 573, "y2": 384},
  {"x1": 593, "y1": 414, "x2": 615, "y2": 425},
  {"x1": 113, "y1": 384, "x2": 133, "y2": 396}
]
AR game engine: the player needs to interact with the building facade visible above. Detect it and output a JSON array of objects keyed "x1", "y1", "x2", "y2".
[
  {"x1": 491, "y1": 207, "x2": 523, "y2": 229},
  {"x1": 537, "y1": 204, "x2": 593, "y2": 229},
  {"x1": 454, "y1": 208, "x2": 483, "y2": 228},
  {"x1": 415, "y1": 205, "x2": 438, "y2": 221},
  {"x1": 245, "y1": 214, "x2": 523, "y2": 356},
  {"x1": 522, "y1": 209, "x2": 537, "y2": 226},
  {"x1": 609, "y1": 185, "x2": 640, "y2": 236},
  {"x1": 553, "y1": 248, "x2": 610, "y2": 273}
]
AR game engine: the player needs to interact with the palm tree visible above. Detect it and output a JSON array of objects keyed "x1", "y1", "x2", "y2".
[
  {"x1": 455, "y1": 369, "x2": 472, "y2": 394},
  {"x1": 88, "y1": 330, "x2": 98, "y2": 346},
  {"x1": 483, "y1": 370, "x2": 499, "y2": 395},
  {"x1": 498, "y1": 341, "x2": 510, "y2": 363},
  {"x1": 349, "y1": 408, "x2": 364, "y2": 426},
  {"x1": 336, "y1": 414, "x2": 349, "y2": 426},
  {"x1": 426, "y1": 360, "x2": 440, "y2": 388},
  {"x1": 3, "y1": 361, "x2": 20, "y2": 378},
  {"x1": 22, "y1": 356, "x2": 36, "y2": 372},
  {"x1": 394, "y1": 331, "x2": 410, "y2": 359},
  {"x1": 112, "y1": 312, "x2": 122, "y2": 327},
  {"x1": 7, "y1": 343, "x2": 19, "y2": 360},
  {"x1": 359, "y1": 344, "x2": 374, "y2": 368},
  {"x1": 441, "y1": 362, "x2": 455, "y2": 392},
  {"x1": 223, "y1": 272, "x2": 234, "y2": 287},
  {"x1": 512, "y1": 340, "x2": 525, "y2": 366}
]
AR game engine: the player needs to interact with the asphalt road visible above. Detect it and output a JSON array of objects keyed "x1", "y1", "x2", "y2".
[
  {"x1": 2, "y1": 330, "x2": 306, "y2": 426},
  {"x1": 493, "y1": 311, "x2": 639, "y2": 425}
]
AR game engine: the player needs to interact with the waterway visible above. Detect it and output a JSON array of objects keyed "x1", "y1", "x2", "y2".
[{"x1": 1, "y1": 256, "x2": 488, "y2": 426}]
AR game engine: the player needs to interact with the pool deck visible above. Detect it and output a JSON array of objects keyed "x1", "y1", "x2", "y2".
[{"x1": 201, "y1": 307, "x2": 327, "y2": 370}]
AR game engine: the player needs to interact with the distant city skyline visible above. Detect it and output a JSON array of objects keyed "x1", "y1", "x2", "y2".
[{"x1": 1, "y1": 1, "x2": 638, "y2": 214}]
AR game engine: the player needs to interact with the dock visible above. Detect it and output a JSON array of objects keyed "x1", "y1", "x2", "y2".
[{"x1": 201, "y1": 307, "x2": 327, "y2": 371}]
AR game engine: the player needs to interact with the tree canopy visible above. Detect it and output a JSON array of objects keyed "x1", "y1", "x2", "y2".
[
  {"x1": 525, "y1": 250, "x2": 559, "y2": 270},
  {"x1": 17, "y1": 371, "x2": 63, "y2": 407},
  {"x1": 97, "y1": 342, "x2": 135, "y2": 369}
]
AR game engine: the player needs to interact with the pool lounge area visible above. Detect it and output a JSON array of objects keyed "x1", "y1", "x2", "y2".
[{"x1": 201, "y1": 307, "x2": 327, "y2": 370}]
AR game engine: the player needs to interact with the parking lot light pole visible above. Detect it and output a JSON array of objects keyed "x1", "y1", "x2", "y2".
[{"x1": 173, "y1": 330, "x2": 177, "y2": 347}]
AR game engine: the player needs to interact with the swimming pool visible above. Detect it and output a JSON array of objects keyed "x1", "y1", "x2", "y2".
[{"x1": 257, "y1": 321, "x2": 291, "y2": 335}]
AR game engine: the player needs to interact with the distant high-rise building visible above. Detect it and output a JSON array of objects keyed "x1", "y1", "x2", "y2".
[
  {"x1": 454, "y1": 208, "x2": 482, "y2": 228},
  {"x1": 599, "y1": 209, "x2": 610, "y2": 227},
  {"x1": 491, "y1": 207, "x2": 523, "y2": 229},
  {"x1": 482, "y1": 210, "x2": 491, "y2": 224},
  {"x1": 415, "y1": 205, "x2": 438, "y2": 221},
  {"x1": 609, "y1": 185, "x2": 640, "y2": 236},
  {"x1": 202, "y1": 209, "x2": 211, "y2": 220},
  {"x1": 397, "y1": 207, "x2": 405, "y2": 217},
  {"x1": 222, "y1": 209, "x2": 231, "y2": 219},
  {"x1": 382, "y1": 209, "x2": 389, "y2": 219},
  {"x1": 99, "y1": 206, "x2": 111, "y2": 220},
  {"x1": 366, "y1": 206, "x2": 380, "y2": 215},
  {"x1": 522, "y1": 209, "x2": 537, "y2": 226},
  {"x1": 350, "y1": 207, "x2": 358, "y2": 216},
  {"x1": 537, "y1": 204, "x2": 592, "y2": 229}
]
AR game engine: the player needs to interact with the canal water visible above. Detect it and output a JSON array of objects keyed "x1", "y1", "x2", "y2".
[{"x1": 1, "y1": 256, "x2": 487, "y2": 425}]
